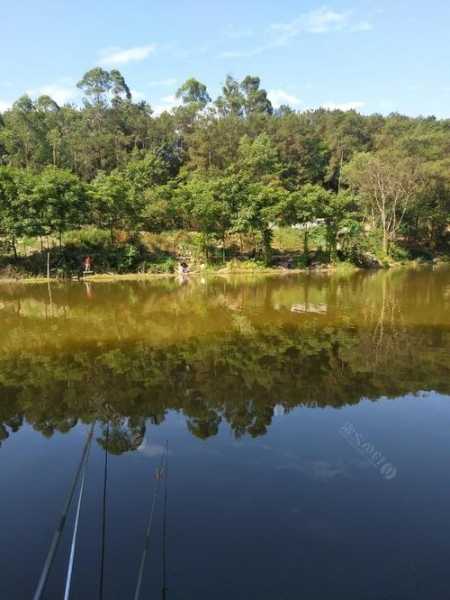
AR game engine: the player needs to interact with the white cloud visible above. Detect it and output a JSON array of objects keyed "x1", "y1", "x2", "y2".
[
  {"x1": 99, "y1": 44, "x2": 156, "y2": 67},
  {"x1": 130, "y1": 89, "x2": 146, "y2": 102},
  {"x1": 152, "y1": 94, "x2": 181, "y2": 116},
  {"x1": 321, "y1": 101, "x2": 365, "y2": 111},
  {"x1": 162, "y1": 94, "x2": 178, "y2": 104},
  {"x1": 148, "y1": 78, "x2": 177, "y2": 87},
  {"x1": 220, "y1": 7, "x2": 372, "y2": 60},
  {"x1": 271, "y1": 6, "x2": 372, "y2": 45},
  {"x1": 268, "y1": 89, "x2": 301, "y2": 108},
  {"x1": 27, "y1": 83, "x2": 79, "y2": 105},
  {"x1": 0, "y1": 100, "x2": 12, "y2": 112}
]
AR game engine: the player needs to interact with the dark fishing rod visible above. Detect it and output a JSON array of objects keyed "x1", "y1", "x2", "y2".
[
  {"x1": 133, "y1": 451, "x2": 166, "y2": 600},
  {"x1": 99, "y1": 421, "x2": 109, "y2": 600},
  {"x1": 63, "y1": 425, "x2": 93, "y2": 600},
  {"x1": 33, "y1": 422, "x2": 96, "y2": 600},
  {"x1": 161, "y1": 441, "x2": 169, "y2": 600}
]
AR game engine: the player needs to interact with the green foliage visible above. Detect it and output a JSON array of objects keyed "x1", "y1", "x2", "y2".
[
  {"x1": 176, "y1": 78, "x2": 211, "y2": 108},
  {"x1": 33, "y1": 166, "x2": 87, "y2": 242},
  {"x1": 63, "y1": 226, "x2": 111, "y2": 247},
  {"x1": 0, "y1": 68, "x2": 449, "y2": 272}
]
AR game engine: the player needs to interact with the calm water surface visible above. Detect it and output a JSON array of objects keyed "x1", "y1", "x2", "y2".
[{"x1": 1, "y1": 267, "x2": 450, "y2": 599}]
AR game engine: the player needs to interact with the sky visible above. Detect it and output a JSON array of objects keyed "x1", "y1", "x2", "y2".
[{"x1": 1, "y1": 0, "x2": 449, "y2": 117}]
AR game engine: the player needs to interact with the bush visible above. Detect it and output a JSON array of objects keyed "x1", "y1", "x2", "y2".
[
  {"x1": 145, "y1": 257, "x2": 176, "y2": 274},
  {"x1": 389, "y1": 244, "x2": 412, "y2": 262},
  {"x1": 63, "y1": 227, "x2": 111, "y2": 248}
]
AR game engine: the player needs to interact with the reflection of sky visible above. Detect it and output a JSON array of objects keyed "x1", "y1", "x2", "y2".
[
  {"x1": 136, "y1": 433, "x2": 166, "y2": 458},
  {"x1": 2, "y1": 395, "x2": 450, "y2": 598}
]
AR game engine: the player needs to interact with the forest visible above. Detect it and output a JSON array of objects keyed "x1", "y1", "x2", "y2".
[{"x1": 0, "y1": 68, "x2": 449, "y2": 276}]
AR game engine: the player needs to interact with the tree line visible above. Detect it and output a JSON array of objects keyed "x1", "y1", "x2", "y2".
[{"x1": 1, "y1": 67, "x2": 449, "y2": 268}]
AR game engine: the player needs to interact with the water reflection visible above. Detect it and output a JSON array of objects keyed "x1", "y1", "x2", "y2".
[{"x1": 0, "y1": 267, "x2": 449, "y2": 451}]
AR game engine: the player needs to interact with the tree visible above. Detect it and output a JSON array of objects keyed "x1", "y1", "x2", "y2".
[
  {"x1": 77, "y1": 68, "x2": 115, "y2": 106},
  {"x1": 233, "y1": 133, "x2": 287, "y2": 263},
  {"x1": 0, "y1": 67, "x2": 449, "y2": 269},
  {"x1": 123, "y1": 151, "x2": 171, "y2": 192},
  {"x1": 176, "y1": 78, "x2": 211, "y2": 108},
  {"x1": 0, "y1": 167, "x2": 33, "y2": 256},
  {"x1": 88, "y1": 170, "x2": 133, "y2": 241},
  {"x1": 344, "y1": 152, "x2": 423, "y2": 255},
  {"x1": 237, "y1": 134, "x2": 283, "y2": 183},
  {"x1": 110, "y1": 69, "x2": 132, "y2": 103},
  {"x1": 270, "y1": 111, "x2": 329, "y2": 188},
  {"x1": 233, "y1": 180, "x2": 287, "y2": 264},
  {"x1": 279, "y1": 184, "x2": 323, "y2": 256},
  {"x1": 215, "y1": 76, "x2": 245, "y2": 117},
  {"x1": 317, "y1": 190, "x2": 359, "y2": 261},
  {"x1": 141, "y1": 183, "x2": 179, "y2": 233},
  {"x1": 177, "y1": 176, "x2": 239, "y2": 260},
  {"x1": 33, "y1": 167, "x2": 86, "y2": 245},
  {"x1": 0, "y1": 96, "x2": 49, "y2": 168},
  {"x1": 240, "y1": 76, "x2": 273, "y2": 116}
]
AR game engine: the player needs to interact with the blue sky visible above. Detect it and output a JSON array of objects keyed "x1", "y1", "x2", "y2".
[{"x1": 1, "y1": 0, "x2": 449, "y2": 117}]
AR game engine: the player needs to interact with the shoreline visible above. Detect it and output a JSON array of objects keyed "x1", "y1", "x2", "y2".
[
  {"x1": 0, "y1": 268, "x2": 314, "y2": 285},
  {"x1": 0, "y1": 259, "x2": 447, "y2": 285}
]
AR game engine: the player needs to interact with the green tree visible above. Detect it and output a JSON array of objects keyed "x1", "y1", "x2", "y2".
[
  {"x1": 240, "y1": 76, "x2": 273, "y2": 116},
  {"x1": 88, "y1": 170, "x2": 133, "y2": 241},
  {"x1": 33, "y1": 167, "x2": 86, "y2": 246},
  {"x1": 176, "y1": 78, "x2": 211, "y2": 108},
  {"x1": 344, "y1": 152, "x2": 422, "y2": 255},
  {"x1": 215, "y1": 76, "x2": 245, "y2": 117},
  {"x1": 0, "y1": 167, "x2": 32, "y2": 256}
]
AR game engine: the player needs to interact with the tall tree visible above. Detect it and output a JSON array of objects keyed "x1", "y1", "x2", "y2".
[
  {"x1": 176, "y1": 78, "x2": 211, "y2": 108},
  {"x1": 33, "y1": 167, "x2": 86, "y2": 246},
  {"x1": 215, "y1": 76, "x2": 245, "y2": 117},
  {"x1": 240, "y1": 76, "x2": 273, "y2": 116},
  {"x1": 344, "y1": 152, "x2": 423, "y2": 254}
]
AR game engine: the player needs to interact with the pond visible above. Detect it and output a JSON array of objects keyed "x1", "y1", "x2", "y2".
[{"x1": 1, "y1": 267, "x2": 450, "y2": 599}]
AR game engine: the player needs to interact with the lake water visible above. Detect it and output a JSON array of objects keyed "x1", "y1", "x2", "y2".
[{"x1": 1, "y1": 267, "x2": 450, "y2": 600}]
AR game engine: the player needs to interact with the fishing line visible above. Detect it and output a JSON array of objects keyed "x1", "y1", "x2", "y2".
[
  {"x1": 161, "y1": 440, "x2": 169, "y2": 600},
  {"x1": 99, "y1": 421, "x2": 109, "y2": 600},
  {"x1": 133, "y1": 450, "x2": 166, "y2": 600},
  {"x1": 32, "y1": 422, "x2": 95, "y2": 600},
  {"x1": 63, "y1": 423, "x2": 93, "y2": 600}
]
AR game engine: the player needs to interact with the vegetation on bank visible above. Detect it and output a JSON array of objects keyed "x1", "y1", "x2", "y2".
[{"x1": 0, "y1": 68, "x2": 449, "y2": 277}]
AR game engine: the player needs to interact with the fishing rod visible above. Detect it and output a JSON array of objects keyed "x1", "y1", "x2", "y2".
[
  {"x1": 63, "y1": 425, "x2": 93, "y2": 600},
  {"x1": 133, "y1": 450, "x2": 166, "y2": 600},
  {"x1": 161, "y1": 441, "x2": 169, "y2": 600},
  {"x1": 33, "y1": 422, "x2": 95, "y2": 600},
  {"x1": 99, "y1": 421, "x2": 109, "y2": 600}
]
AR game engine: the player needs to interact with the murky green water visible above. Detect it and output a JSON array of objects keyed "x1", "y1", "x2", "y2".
[{"x1": 1, "y1": 267, "x2": 450, "y2": 599}]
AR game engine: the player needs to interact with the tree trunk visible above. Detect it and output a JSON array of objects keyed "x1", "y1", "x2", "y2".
[
  {"x1": 222, "y1": 233, "x2": 226, "y2": 263},
  {"x1": 303, "y1": 226, "x2": 309, "y2": 257},
  {"x1": 11, "y1": 236, "x2": 17, "y2": 260},
  {"x1": 262, "y1": 229, "x2": 272, "y2": 266},
  {"x1": 382, "y1": 229, "x2": 388, "y2": 255}
]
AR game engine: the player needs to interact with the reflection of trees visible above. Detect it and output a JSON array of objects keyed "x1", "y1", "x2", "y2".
[
  {"x1": 1, "y1": 269, "x2": 449, "y2": 448},
  {"x1": 97, "y1": 417, "x2": 146, "y2": 455},
  {"x1": 1, "y1": 320, "x2": 449, "y2": 449}
]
